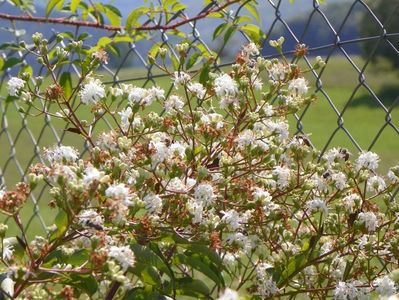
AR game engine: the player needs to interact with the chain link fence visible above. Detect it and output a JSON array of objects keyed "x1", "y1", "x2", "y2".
[{"x1": 0, "y1": 0, "x2": 398, "y2": 234}]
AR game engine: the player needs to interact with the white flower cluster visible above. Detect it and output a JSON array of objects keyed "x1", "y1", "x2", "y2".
[
  {"x1": 7, "y1": 77, "x2": 25, "y2": 96},
  {"x1": 108, "y1": 245, "x2": 136, "y2": 271},
  {"x1": 256, "y1": 262, "x2": 279, "y2": 298},
  {"x1": 44, "y1": 145, "x2": 79, "y2": 164},
  {"x1": 80, "y1": 78, "x2": 106, "y2": 104}
]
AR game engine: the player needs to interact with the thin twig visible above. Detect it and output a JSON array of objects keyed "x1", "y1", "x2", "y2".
[{"x1": 0, "y1": 0, "x2": 240, "y2": 32}]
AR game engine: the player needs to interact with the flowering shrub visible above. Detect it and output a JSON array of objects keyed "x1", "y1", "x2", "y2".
[{"x1": 1, "y1": 33, "x2": 399, "y2": 299}]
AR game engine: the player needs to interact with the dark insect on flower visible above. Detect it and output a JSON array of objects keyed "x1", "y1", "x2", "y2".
[
  {"x1": 83, "y1": 221, "x2": 104, "y2": 231},
  {"x1": 323, "y1": 171, "x2": 331, "y2": 179},
  {"x1": 296, "y1": 135, "x2": 311, "y2": 147},
  {"x1": 206, "y1": 157, "x2": 220, "y2": 170},
  {"x1": 339, "y1": 148, "x2": 350, "y2": 161},
  {"x1": 348, "y1": 211, "x2": 359, "y2": 228}
]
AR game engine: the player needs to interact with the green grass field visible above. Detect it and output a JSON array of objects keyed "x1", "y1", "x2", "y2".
[{"x1": 0, "y1": 55, "x2": 398, "y2": 237}]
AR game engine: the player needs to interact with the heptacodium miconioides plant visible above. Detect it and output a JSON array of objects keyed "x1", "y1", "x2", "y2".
[{"x1": 1, "y1": 33, "x2": 399, "y2": 299}]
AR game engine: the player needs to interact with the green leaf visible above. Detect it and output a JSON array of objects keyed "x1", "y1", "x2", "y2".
[
  {"x1": 186, "y1": 52, "x2": 202, "y2": 70},
  {"x1": 132, "y1": 263, "x2": 161, "y2": 286},
  {"x1": 49, "y1": 210, "x2": 68, "y2": 241},
  {"x1": 172, "y1": 3, "x2": 187, "y2": 12},
  {"x1": 148, "y1": 42, "x2": 162, "y2": 59},
  {"x1": 68, "y1": 274, "x2": 98, "y2": 296},
  {"x1": 46, "y1": 0, "x2": 64, "y2": 17},
  {"x1": 241, "y1": 24, "x2": 264, "y2": 43},
  {"x1": 199, "y1": 63, "x2": 211, "y2": 85},
  {"x1": 97, "y1": 37, "x2": 112, "y2": 48},
  {"x1": 70, "y1": 0, "x2": 80, "y2": 12},
  {"x1": 213, "y1": 23, "x2": 228, "y2": 40},
  {"x1": 174, "y1": 253, "x2": 224, "y2": 286},
  {"x1": 68, "y1": 249, "x2": 90, "y2": 266},
  {"x1": 176, "y1": 278, "x2": 210, "y2": 297},
  {"x1": 19, "y1": 64, "x2": 33, "y2": 77},
  {"x1": 244, "y1": 2, "x2": 261, "y2": 23},
  {"x1": 3, "y1": 57, "x2": 21, "y2": 70},
  {"x1": 126, "y1": 7, "x2": 149, "y2": 32},
  {"x1": 131, "y1": 244, "x2": 172, "y2": 278},
  {"x1": 60, "y1": 72, "x2": 72, "y2": 99},
  {"x1": 0, "y1": 58, "x2": 4, "y2": 70},
  {"x1": 123, "y1": 288, "x2": 161, "y2": 300},
  {"x1": 224, "y1": 25, "x2": 237, "y2": 44},
  {"x1": 104, "y1": 5, "x2": 122, "y2": 26}
]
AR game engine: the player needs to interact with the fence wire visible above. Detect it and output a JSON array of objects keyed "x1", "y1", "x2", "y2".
[{"x1": 0, "y1": 0, "x2": 398, "y2": 234}]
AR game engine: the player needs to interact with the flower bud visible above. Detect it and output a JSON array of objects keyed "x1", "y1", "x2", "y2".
[
  {"x1": 32, "y1": 32, "x2": 43, "y2": 45},
  {"x1": 0, "y1": 224, "x2": 8, "y2": 237}
]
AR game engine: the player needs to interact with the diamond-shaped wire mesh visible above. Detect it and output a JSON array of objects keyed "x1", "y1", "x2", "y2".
[{"x1": 0, "y1": 0, "x2": 398, "y2": 234}]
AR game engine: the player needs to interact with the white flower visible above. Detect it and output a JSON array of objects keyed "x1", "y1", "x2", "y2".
[
  {"x1": 164, "y1": 95, "x2": 184, "y2": 112},
  {"x1": 194, "y1": 183, "x2": 215, "y2": 205},
  {"x1": 331, "y1": 172, "x2": 347, "y2": 190},
  {"x1": 0, "y1": 277, "x2": 14, "y2": 297},
  {"x1": 272, "y1": 166, "x2": 291, "y2": 188},
  {"x1": 342, "y1": 194, "x2": 361, "y2": 213},
  {"x1": 187, "y1": 200, "x2": 204, "y2": 224},
  {"x1": 252, "y1": 188, "x2": 272, "y2": 202},
  {"x1": 288, "y1": 77, "x2": 308, "y2": 96},
  {"x1": 44, "y1": 145, "x2": 79, "y2": 164},
  {"x1": 235, "y1": 130, "x2": 255, "y2": 149},
  {"x1": 367, "y1": 175, "x2": 386, "y2": 192},
  {"x1": 149, "y1": 141, "x2": 169, "y2": 168},
  {"x1": 256, "y1": 262, "x2": 279, "y2": 297},
  {"x1": 2, "y1": 238, "x2": 14, "y2": 261},
  {"x1": 118, "y1": 107, "x2": 133, "y2": 131},
  {"x1": 80, "y1": 78, "x2": 105, "y2": 105},
  {"x1": 266, "y1": 120, "x2": 289, "y2": 141},
  {"x1": 168, "y1": 142, "x2": 186, "y2": 159},
  {"x1": 310, "y1": 174, "x2": 329, "y2": 194},
  {"x1": 373, "y1": 276, "x2": 396, "y2": 296},
  {"x1": 108, "y1": 246, "x2": 135, "y2": 271},
  {"x1": 225, "y1": 233, "x2": 256, "y2": 253},
  {"x1": 333, "y1": 281, "x2": 359, "y2": 300},
  {"x1": 217, "y1": 288, "x2": 241, "y2": 300},
  {"x1": 78, "y1": 209, "x2": 104, "y2": 229},
  {"x1": 242, "y1": 42, "x2": 259, "y2": 56},
  {"x1": 267, "y1": 62, "x2": 290, "y2": 82},
  {"x1": 143, "y1": 194, "x2": 163, "y2": 214},
  {"x1": 144, "y1": 86, "x2": 165, "y2": 105},
  {"x1": 106, "y1": 183, "x2": 132, "y2": 206},
  {"x1": 173, "y1": 71, "x2": 191, "y2": 88},
  {"x1": 7, "y1": 77, "x2": 25, "y2": 96},
  {"x1": 222, "y1": 252, "x2": 238, "y2": 266},
  {"x1": 83, "y1": 166, "x2": 102, "y2": 185},
  {"x1": 355, "y1": 151, "x2": 379, "y2": 171},
  {"x1": 214, "y1": 74, "x2": 238, "y2": 97},
  {"x1": 387, "y1": 169, "x2": 399, "y2": 183},
  {"x1": 221, "y1": 209, "x2": 242, "y2": 230},
  {"x1": 128, "y1": 87, "x2": 147, "y2": 104},
  {"x1": 307, "y1": 198, "x2": 328, "y2": 215},
  {"x1": 261, "y1": 103, "x2": 274, "y2": 117},
  {"x1": 358, "y1": 212, "x2": 377, "y2": 232},
  {"x1": 187, "y1": 82, "x2": 206, "y2": 99},
  {"x1": 358, "y1": 235, "x2": 369, "y2": 250},
  {"x1": 251, "y1": 74, "x2": 263, "y2": 90},
  {"x1": 0, "y1": 190, "x2": 5, "y2": 200}
]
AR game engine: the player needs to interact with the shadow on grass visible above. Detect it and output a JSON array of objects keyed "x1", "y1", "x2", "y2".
[{"x1": 349, "y1": 84, "x2": 399, "y2": 109}]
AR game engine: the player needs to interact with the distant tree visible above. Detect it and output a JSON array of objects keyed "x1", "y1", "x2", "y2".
[{"x1": 359, "y1": 0, "x2": 399, "y2": 68}]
